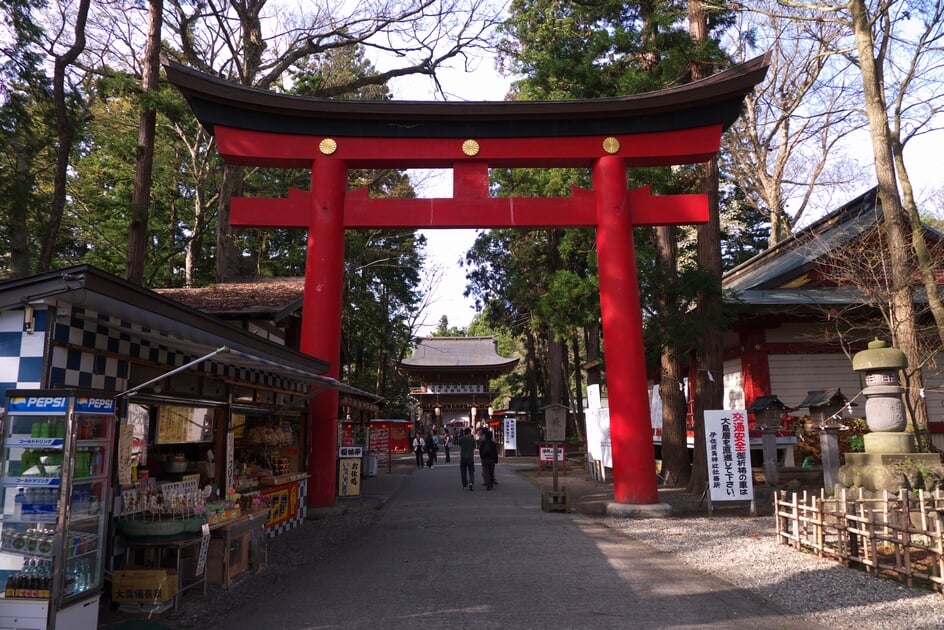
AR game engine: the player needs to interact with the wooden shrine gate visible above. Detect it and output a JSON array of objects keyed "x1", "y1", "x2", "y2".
[{"x1": 165, "y1": 55, "x2": 769, "y2": 509}]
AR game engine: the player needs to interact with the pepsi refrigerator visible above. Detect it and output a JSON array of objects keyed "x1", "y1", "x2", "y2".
[{"x1": 0, "y1": 390, "x2": 115, "y2": 630}]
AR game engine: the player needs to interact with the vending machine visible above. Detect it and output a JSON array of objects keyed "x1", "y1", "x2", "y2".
[{"x1": 0, "y1": 389, "x2": 115, "y2": 630}]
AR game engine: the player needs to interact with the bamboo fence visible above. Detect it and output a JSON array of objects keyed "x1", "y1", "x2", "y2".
[{"x1": 775, "y1": 488, "x2": 944, "y2": 593}]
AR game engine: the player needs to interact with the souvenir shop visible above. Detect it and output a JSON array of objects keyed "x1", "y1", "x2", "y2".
[{"x1": 0, "y1": 265, "x2": 373, "y2": 624}]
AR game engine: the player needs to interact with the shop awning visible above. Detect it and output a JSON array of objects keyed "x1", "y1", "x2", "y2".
[
  {"x1": 115, "y1": 346, "x2": 370, "y2": 401},
  {"x1": 0, "y1": 265, "x2": 379, "y2": 402}
]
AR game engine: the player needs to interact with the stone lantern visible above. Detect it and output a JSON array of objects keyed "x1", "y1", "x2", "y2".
[
  {"x1": 797, "y1": 388, "x2": 849, "y2": 429},
  {"x1": 748, "y1": 395, "x2": 794, "y2": 485},
  {"x1": 798, "y1": 388, "x2": 850, "y2": 493},
  {"x1": 837, "y1": 338, "x2": 944, "y2": 496},
  {"x1": 749, "y1": 395, "x2": 792, "y2": 429},
  {"x1": 851, "y1": 338, "x2": 912, "y2": 453}
]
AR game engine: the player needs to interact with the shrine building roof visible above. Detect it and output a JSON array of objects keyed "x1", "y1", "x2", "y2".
[{"x1": 399, "y1": 337, "x2": 518, "y2": 375}]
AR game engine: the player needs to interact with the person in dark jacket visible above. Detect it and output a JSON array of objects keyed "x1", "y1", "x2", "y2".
[
  {"x1": 458, "y1": 427, "x2": 476, "y2": 491},
  {"x1": 424, "y1": 430, "x2": 437, "y2": 468},
  {"x1": 478, "y1": 429, "x2": 499, "y2": 489}
]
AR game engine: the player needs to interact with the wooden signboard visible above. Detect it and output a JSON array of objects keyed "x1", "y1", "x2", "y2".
[
  {"x1": 337, "y1": 458, "x2": 362, "y2": 497},
  {"x1": 545, "y1": 405, "x2": 567, "y2": 442}
]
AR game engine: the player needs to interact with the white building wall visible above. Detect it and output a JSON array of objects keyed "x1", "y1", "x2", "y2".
[
  {"x1": 925, "y1": 369, "x2": 944, "y2": 424},
  {"x1": 768, "y1": 354, "x2": 864, "y2": 411}
]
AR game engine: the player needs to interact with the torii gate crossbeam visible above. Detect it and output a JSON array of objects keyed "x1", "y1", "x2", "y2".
[{"x1": 165, "y1": 54, "x2": 770, "y2": 512}]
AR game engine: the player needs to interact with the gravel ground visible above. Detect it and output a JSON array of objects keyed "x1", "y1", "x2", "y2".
[
  {"x1": 102, "y1": 469, "x2": 944, "y2": 629},
  {"x1": 602, "y1": 488, "x2": 944, "y2": 630}
]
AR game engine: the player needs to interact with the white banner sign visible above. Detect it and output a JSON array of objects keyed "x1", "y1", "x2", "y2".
[
  {"x1": 503, "y1": 418, "x2": 517, "y2": 450},
  {"x1": 704, "y1": 409, "x2": 754, "y2": 503},
  {"x1": 196, "y1": 523, "x2": 210, "y2": 575},
  {"x1": 584, "y1": 407, "x2": 612, "y2": 470}
]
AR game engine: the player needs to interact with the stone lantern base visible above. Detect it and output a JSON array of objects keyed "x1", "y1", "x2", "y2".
[
  {"x1": 863, "y1": 431, "x2": 916, "y2": 454},
  {"x1": 837, "y1": 452, "x2": 944, "y2": 497}
]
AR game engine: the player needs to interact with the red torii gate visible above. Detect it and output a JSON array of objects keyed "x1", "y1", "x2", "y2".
[{"x1": 165, "y1": 55, "x2": 769, "y2": 511}]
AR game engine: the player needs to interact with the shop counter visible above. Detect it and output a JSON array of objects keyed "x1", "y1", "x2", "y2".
[
  {"x1": 121, "y1": 510, "x2": 269, "y2": 605},
  {"x1": 207, "y1": 508, "x2": 269, "y2": 589}
]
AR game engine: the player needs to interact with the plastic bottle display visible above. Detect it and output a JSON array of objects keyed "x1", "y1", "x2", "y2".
[
  {"x1": 17, "y1": 487, "x2": 58, "y2": 522},
  {"x1": 19, "y1": 449, "x2": 63, "y2": 477},
  {"x1": 13, "y1": 488, "x2": 24, "y2": 519},
  {"x1": 90, "y1": 448, "x2": 103, "y2": 476},
  {"x1": 71, "y1": 487, "x2": 90, "y2": 515},
  {"x1": 74, "y1": 449, "x2": 90, "y2": 478}
]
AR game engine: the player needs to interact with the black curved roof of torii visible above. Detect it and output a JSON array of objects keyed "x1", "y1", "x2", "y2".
[{"x1": 162, "y1": 54, "x2": 770, "y2": 140}]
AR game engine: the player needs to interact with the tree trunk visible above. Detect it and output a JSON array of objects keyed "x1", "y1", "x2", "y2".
[
  {"x1": 10, "y1": 147, "x2": 33, "y2": 277},
  {"x1": 39, "y1": 0, "x2": 91, "y2": 271},
  {"x1": 216, "y1": 164, "x2": 244, "y2": 282},
  {"x1": 691, "y1": 157, "x2": 724, "y2": 494},
  {"x1": 570, "y1": 335, "x2": 586, "y2": 442},
  {"x1": 548, "y1": 330, "x2": 563, "y2": 405},
  {"x1": 375, "y1": 291, "x2": 389, "y2": 397},
  {"x1": 126, "y1": 0, "x2": 163, "y2": 284},
  {"x1": 893, "y1": 138, "x2": 944, "y2": 350},
  {"x1": 525, "y1": 329, "x2": 541, "y2": 426},
  {"x1": 656, "y1": 225, "x2": 691, "y2": 486},
  {"x1": 688, "y1": 0, "x2": 721, "y2": 494},
  {"x1": 850, "y1": 0, "x2": 928, "y2": 435},
  {"x1": 584, "y1": 321, "x2": 602, "y2": 388}
]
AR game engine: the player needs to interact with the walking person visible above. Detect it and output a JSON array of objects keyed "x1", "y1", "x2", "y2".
[
  {"x1": 412, "y1": 433, "x2": 424, "y2": 468},
  {"x1": 478, "y1": 429, "x2": 499, "y2": 490},
  {"x1": 443, "y1": 432, "x2": 452, "y2": 463},
  {"x1": 458, "y1": 427, "x2": 476, "y2": 491}
]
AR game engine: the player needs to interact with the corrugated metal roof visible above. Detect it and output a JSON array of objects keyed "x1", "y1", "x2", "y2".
[
  {"x1": 729, "y1": 288, "x2": 869, "y2": 305},
  {"x1": 724, "y1": 188, "x2": 880, "y2": 297}
]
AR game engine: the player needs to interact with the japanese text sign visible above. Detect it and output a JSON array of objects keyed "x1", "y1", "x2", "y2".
[{"x1": 704, "y1": 409, "x2": 754, "y2": 503}]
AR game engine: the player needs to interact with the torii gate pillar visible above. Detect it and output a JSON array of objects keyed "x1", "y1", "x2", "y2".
[
  {"x1": 301, "y1": 159, "x2": 347, "y2": 507},
  {"x1": 595, "y1": 156, "x2": 659, "y2": 505}
]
